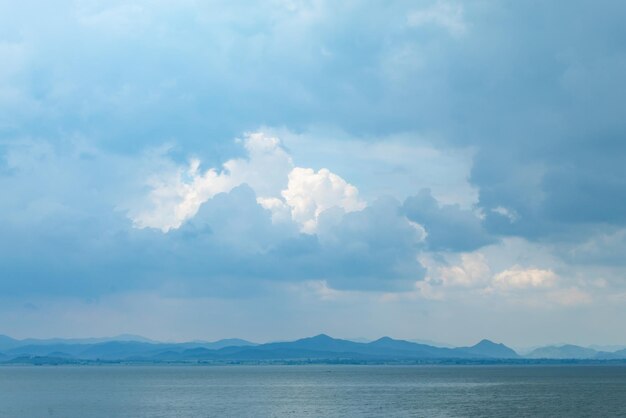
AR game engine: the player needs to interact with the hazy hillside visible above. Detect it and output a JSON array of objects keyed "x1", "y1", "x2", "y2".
[
  {"x1": 3, "y1": 334, "x2": 626, "y2": 364},
  {"x1": 0, "y1": 334, "x2": 523, "y2": 363},
  {"x1": 525, "y1": 345, "x2": 598, "y2": 360}
]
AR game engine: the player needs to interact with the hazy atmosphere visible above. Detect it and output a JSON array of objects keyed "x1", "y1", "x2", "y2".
[{"x1": 2, "y1": 0, "x2": 626, "y2": 348}]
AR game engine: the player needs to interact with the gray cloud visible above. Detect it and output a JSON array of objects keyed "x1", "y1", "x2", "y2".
[
  {"x1": 2, "y1": 0, "x2": 626, "y2": 341},
  {"x1": 0, "y1": 177, "x2": 426, "y2": 296},
  {"x1": 403, "y1": 189, "x2": 495, "y2": 252}
]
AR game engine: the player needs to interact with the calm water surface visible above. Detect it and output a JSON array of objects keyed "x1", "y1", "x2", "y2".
[{"x1": 1, "y1": 365, "x2": 625, "y2": 417}]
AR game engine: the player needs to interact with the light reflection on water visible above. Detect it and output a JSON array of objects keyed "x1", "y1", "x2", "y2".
[{"x1": 0, "y1": 365, "x2": 625, "y2": 417}]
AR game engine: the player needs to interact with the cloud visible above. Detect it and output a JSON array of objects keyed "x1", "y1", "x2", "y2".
[
  {"x1": 268, "y1": 127, "x2": 478, "y2": 208},
  {"x1": 4, "y1": 130, "x2": 604, "y2": 304},
  {"x1": 224, "y1": 132, "x2": 293, "y2": 198},
  {"x1": 314, "y1": 196, "x2": 426, "y2": 290},
  {"x1": 1, "y1": 0, "x2": 626, "y2": 342},
  {"x1": 491, "y1": 206, "x2": 519, "y2": 223},
  {"x1": 424, "y1": 253, "x2": 491, "y2": 288},
  {"x1": 144, "y1": 189, "x2": 425, "y2": 292},
  {"x1": 128, "y1": 132, "x2": 287, "y2": 232},
  {"x1": 130, "y1": 132, "x2": 364, "y2": 233},
  {"x1": 0, "y1": 137, "x2": 424, "y2": 295},
  {"x1": 130, "y1": 157, "x2": 234, "y2": 232},
  {"x1": 281, "y1": 167, "x2": 365, "y2": 233},
  {"x1": 415, "y1": 249, "x2": 593, "y2": 308},
  {"x1": 403, "y1": 188, "x2": 495, "y2": 252},
  {"x1": 492, "y1": 266, "x2": 557, "y2": 290},
  {"x1": 560, "y1": 227, "x2": 626, "y2": 266},
  {"x1": 407, "y1": 1, "x2": 466, "y2": 36}
]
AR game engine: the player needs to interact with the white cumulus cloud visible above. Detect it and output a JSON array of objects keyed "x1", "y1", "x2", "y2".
[
  {"x1": 492, "y1": 266, "x2": 558, "y2": 289},
  {"x1": 415, "y1": 249, "x2": 592, "y2": 307},
  {"x1": 130, "y1": 132, "x2": 365, "y2": 233},
  {"x1": 131, "y1": 158, "x2": 234, "y2": 232},
  {"x1": 281, "y1": 167, "x2": 366, "y2": 233},
  {"x1": 415, "y1": 252, "x2": 490, "y2": 299},
  {"x1": 225, "y1": 132, "x2": 293, "y2": 198},
  {"x1": 438, "y1": 253, "x2": 491, "y2": 287},
  {"x1": 131, "y1": 132, "x2": 292, "y2": 232}
]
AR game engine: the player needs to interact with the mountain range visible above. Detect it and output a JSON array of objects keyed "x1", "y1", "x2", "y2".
[
  {"x1": 0, "y1": 334, "x2": 624, "y2": 364},
  {"x1": 524, "y1": 344, "x2": 626, "y2": 360}
]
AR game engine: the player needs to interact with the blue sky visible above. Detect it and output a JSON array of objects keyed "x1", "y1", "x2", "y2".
[{"x1": 1, "y1": 0, "x2": 626, "y2": 347}]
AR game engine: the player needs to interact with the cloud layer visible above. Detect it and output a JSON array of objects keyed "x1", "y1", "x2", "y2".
[{"x1": 1, "y1": 0, "x2": 626, "y2": 344}]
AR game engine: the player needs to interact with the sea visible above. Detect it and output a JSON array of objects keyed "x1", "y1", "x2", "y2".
[{"x1": 1, "y1": 365, "x2": 625, "y2": 417}]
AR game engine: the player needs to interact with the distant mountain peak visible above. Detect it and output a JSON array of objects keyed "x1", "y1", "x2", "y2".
[
  {"x1": 372, "y1": 336, "x2": 395, "y2": 343},
  {"x1": 474, "y1": 339, "x2": 500, "y2": 347},
  {"x1": 461, "y1": 339, "x2": 519, "y2": 359},
  {"x1": 309, "y1": 334, "x2": 334, "y2": 340},
  {"x1": 525, "y1": 344, "x2": 597, "y2": 359}
]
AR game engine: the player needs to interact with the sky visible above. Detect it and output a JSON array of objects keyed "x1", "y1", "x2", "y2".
[{"x1": 1, "y1": 0, "x2": 626, "y2": 348}]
